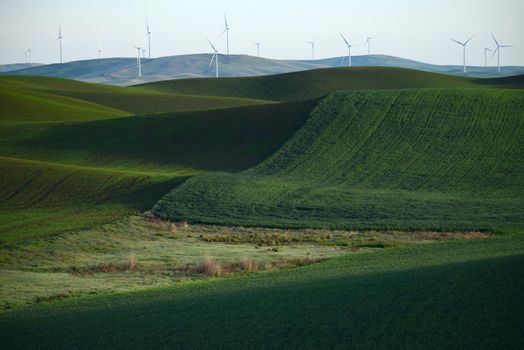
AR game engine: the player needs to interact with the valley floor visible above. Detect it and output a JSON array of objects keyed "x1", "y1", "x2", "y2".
[
  {"x1": 0, "y1": 214, "x2": 490, "y2": 311},
  {"x1": 1, "y1": 225, "x2": 522, "y2": 349}
]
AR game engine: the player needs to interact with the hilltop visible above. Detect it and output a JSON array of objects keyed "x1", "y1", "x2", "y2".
[{"x1": 3, "y1": 54, "x2": 523, "y2": 86}]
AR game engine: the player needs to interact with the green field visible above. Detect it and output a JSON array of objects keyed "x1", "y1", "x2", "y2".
[
  {"x1": 1, "y1": 67, "x2": 523, "y2": 348},
  {"x1": 0, "y1": 75, "x2": 279, "y2": 241},
  {"x1": 1, "y1": 233, "x2": 522, "y2": 349},
  {"x1": 139, "y1": 67, "x2": 524, "y2": 101},
  {"x1": 154, "y1": 88, "x2": 524, "y2": 231}
]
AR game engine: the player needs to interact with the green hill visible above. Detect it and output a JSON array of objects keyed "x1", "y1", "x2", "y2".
[
  {"x1": 0, "y1": 76, "x2": 270, "y2": 121},
  {"x1": 0, "y1": 157, "x2": 181, "y2": 243},
  {"x1": 139, "y1": 67, "x2": 482, "y2": 102},
  {"x1": 154, "y1": 88, "x2": 524, "y2": 231},
  {"x1": 1, "y1": 100, "x2": 316, "y2": 174}
]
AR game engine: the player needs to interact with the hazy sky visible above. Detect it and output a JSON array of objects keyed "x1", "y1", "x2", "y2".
[{"x1": 1, "y1": 0, "x2": 523, "y2": 66}]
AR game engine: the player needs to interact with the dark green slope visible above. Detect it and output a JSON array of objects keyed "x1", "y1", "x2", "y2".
[
  {"x1": 154, "y1": 88, "x2": 524, "y2": 231},
  {"x1": 3, "y1": 100, "x2": 316, "y2": 173},
  {"x1": 139, "y1": 67, "x2": 481, "y2": 102},
  {"x1": 2, "y1": 235, "x2": 523, "y2": 349}
]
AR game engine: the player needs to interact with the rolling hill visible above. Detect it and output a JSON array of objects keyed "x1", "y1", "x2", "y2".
[
  {"x1": 0, "y1": 63, "x2": 43, "y2": 73},
  {"x1": 0, "y1": 156, "x2": 182, "y2": 243},
  {"x1": 139, "y1": 67, "x2": 483, "y2": 101},
  {"x1": 154, "y1": 88, "x2": 524, "y2": 231},
  {"x1": 4, "y1": 100, "x2": 317, "y2": 173},
  {"x1": 3, "y1": 54, "x2": 523, "y2": 86},
  {"x1": 0, "y1": 76, "x2": 270, "y2": 120}
]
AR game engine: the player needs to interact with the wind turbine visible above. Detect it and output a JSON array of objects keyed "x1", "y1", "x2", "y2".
[
  {"x1": 57, "y1": 25, "x2": 64, "y2": 64},
  {"x1": 450, "y1": 35, "x2": 474, "y2": 73},
  {"x1": 146, "y1": 19, "x2": 152, "y2": 59},
  {"x1": 364, "y1": 37, "x2": 373, "y2": 55},
  {"x1": 483, "y1": 48, "x2": 492, "y2": 67},
  {"x1": 307, "y1": 41, "x2": 315, "y2": 60},
  {"x1": 27, "y1": 49, "x2": 31, "y2": 64},
  {"x1": 133, "y1": 44, "x2": 142, "y2": 77},
  {"x1": 22, "y1": 51, "x2": 28, "y2": 63},
  {"x1": 255, "y1": 42, "x2": 260, "y2": 57},
  {"x1": 98, "y1": 44, "x2": 102, "y2": 59},
  {"x1": 490, "y1": 33, "x2": 514, "y2": 73},
  {"x1": 223, "y1": 15, "x2": 230, "y2": 55},
  {"x1": 208, "y1": 39, "x2": 219, "y2": 77},
  {"x1": 340, "y1": 33, "x2": 352, "y2": 67},
  {"x1": 142, "y1": 48, "x2": 147, "y2": 58}
]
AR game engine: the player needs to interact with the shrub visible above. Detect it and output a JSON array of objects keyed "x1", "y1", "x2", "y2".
[
  {"x1": 241, "y1": 258, "x2": 257, "y2": 272},
  {"x1": 198, "y1": 256, "x2": 222, "y2": 276}
]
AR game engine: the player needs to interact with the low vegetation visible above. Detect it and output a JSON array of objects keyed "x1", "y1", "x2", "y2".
[{"x1": 1, "y1": 232, "x2": 522, "y2": 349}]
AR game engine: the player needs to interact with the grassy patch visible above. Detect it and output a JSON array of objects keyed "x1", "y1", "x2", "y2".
[
  {"x1": 0, "y1": 232, "x2": 521, "y2": 349},
  {"x1": 0, "y1": 214, "x2": 485, "y2": 310}
]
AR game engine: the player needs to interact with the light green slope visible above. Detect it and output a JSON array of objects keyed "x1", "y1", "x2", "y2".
[
  {"x1": 0, "y1": 157, "x2": 184, "y2": 243},
  {"x1": 154, "y1": 88, "x2": 524, "y2": 231}
]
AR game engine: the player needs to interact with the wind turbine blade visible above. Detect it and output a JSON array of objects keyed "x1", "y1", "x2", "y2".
[
  {"x1": 450, "y1": 38, "x2": 464, "y2": 46},
  {"x1": 209, "y1": 53, "x2": 216, "y2": 68},
  {"x1": 500, "y1": 45, "x2": 514, "y2": 48},
  {"x1": 339, "y1": 33, "x2": 349, "y2": 46},
  {"x1": 224, "y1": 14, "x2": 228, "y2": 29},
  {"x1": 207, "y1": 38, "x2": 217, "y2": 52},
  {"x1": 146, "y1": 19, "x2": 150, "y2": 33},
  {"x1": 464, "y1": 35, "x2": 474, "y2": 45},
  {"x1": 490, "y1": 32, "x2": 499, "y2": 46},
  {"x1": 490, "y1": 46, "x2": 499, "y2": 60}
]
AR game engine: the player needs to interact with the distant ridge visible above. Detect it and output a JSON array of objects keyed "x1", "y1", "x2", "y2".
[{"x1": 2, "y1": 54, "x2": 524, "y2": 86}]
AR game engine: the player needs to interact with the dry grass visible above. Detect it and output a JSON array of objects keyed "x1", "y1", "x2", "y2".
[
  {"x1": 197, "y1": 256, "x2": 223, "y2": 276},
  {"x1": 127, "y1": 253, "x2": 137, "y2": 271},
  {"x1": 241, "y1": 258, "x2": 256, "y2": 272},
  {"x1": 70, "y1": 253, "x2": 137, "y2": 275}
]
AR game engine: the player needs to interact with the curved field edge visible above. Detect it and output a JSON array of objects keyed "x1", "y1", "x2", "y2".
[
  {"x1": 154, "y1": 88, "x2": 524, "y2": 231},
  {"x1": 1, "y1": 234, "x2": 522, "y2": 349},
  {"x1": 137, "y1": 67, "x2": 524, "y2": 102}
]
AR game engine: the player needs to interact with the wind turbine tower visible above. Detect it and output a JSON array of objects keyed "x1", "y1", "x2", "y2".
[
  {"x1": 133, "y1": 45, "x2": 142, "y2": 77},
  {"x1": 146, "y1": 19, "x2": 152, "y2": 59},
  {"x1": 483, "y1": 48, "x2": 492, "y2": 67},
  {"x1": 223, "y1": 15, "x2": 230, "y2": 55},
  {"x1": 308, "y1": 41, "x2": 315, "y2": 60},
  {"x1": 98, "y1": 44, "x2": 102, "y2": 59},
  {"x1": 57, "y1": 25, "x2": 64, "y2": 64},
  {"x1": 490, "y1": 33, "x2": 514, "y2": 73},
  {"x1": 208, "y1": 39, "x2": 219, "y2": 77},
  {"x1": 255, "y1": 42, "x2": 260, "y2": 57},
  {"x1": 365, "y1": 37, "x2": 373, "y2": 55},
  {"x1": 450, "y1": 36, "x2": 474, "y2": 73},
  {"x1": 340, "y1": 33, "x2": 352, "y2": 67}
]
